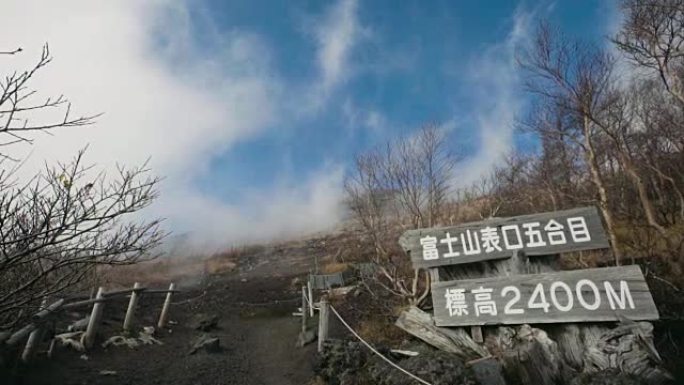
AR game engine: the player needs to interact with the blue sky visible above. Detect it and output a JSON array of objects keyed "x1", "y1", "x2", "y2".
[
  {"x1": 2, "y1": 0, "x2": 619, "y2": 247},
  {"x1": 182, "y1": 0, "x2": 613, "y2": 201}
]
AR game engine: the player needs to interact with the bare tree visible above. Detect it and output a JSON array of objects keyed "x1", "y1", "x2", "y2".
[
  {"x1": 519, "y1": 24, "x2": 624, "y2": 263},
  {"x1": 0, "y1": 45, "x2": 94, "y2": 160},
  {"x1": 614, "y1": 0, "x2": 684, "y2": 227},
  {"x1": 385, "y1": 124, "x2": 455, "y2": 228},
  {"x1": 418, "y1": 125, "x2": 455, "y2": 227},
  {"x1": 344, "y1": 151, "x2": 390, "y2": 257},
  {"x1": 0, "y1": 151, "x2": 163, "y2": 328},
  {"x1": 614, "y1": 0, "x2": 684, "y2": 105},
  {"x1": 344, "y1": 124, "x2": 456, "y2": 306},
  {"x1": 633, "y1": 79, "x2": 684, "y2": 222},
  {"x1": 0, "y1": 46, "x2": 163, "y2": 328},
  {"x1": 501, "y1": 10, "x2": 684, "y2": 275}
]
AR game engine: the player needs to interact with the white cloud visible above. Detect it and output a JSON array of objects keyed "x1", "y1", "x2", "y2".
[
  {"x1": 160, "y1": 165, "x2": 345, "y2": 251},
  {"x1": 316, "y1": 0, "x2": 360, "y2": 93},
  {"x1": 295, "y1": 0, "x2": 362, "y2": 114},
  {"x1": 452, "y1": 9, "x2": 533, "y2": 188},
  {"x1": 0, "y1": 0, "x2": 345, "y2": 252},
  {"x1": 364, "y1": 110, "x2": 388, "y2": 133},
  {"x1": 341, "y1": 98, "x2": 389, "y2": 135}
]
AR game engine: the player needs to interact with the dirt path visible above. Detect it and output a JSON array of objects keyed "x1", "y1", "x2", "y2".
[{"x1": 15, "y1": 245, "x2": 326, "y2": 385}]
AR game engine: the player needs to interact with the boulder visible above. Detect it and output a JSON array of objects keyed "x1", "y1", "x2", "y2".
[
  {"x1": 315, "y1": 340, "x2": 368, "y2": 385},
  {"x1": 367, "y1": 349, "x2": 478, "y2": 385},
  {"x1": 570, "y1": 369, "x2": 647, "y2": 385},
  {"x1": 296, "y1": 329, "x2": 317, "y2": 347},
  {"x1": 189, "y1": 334, "x2": 221, "y2": 355},
  {"x1": 315, "y1": 339, "x2": 478, "y2": 385}
]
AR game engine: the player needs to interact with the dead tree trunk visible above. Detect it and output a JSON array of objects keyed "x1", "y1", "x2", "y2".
[{"x1": 583, "y1": 116, "x2": 623, "y2": 265}]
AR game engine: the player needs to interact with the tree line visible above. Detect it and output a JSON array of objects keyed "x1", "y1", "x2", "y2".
[{"x1": 344, "y1": 0, "x2": 684, "y2": 304}]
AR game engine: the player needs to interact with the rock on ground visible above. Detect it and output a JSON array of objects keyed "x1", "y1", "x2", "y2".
[
  {"x1": 570, "y1": 370, "x2": 648, "y2": 385},
  {"x1": 189, "y1": 334, "x2": 221, "y2": 355},
  {"x1": 316, "y1": 339, "x2": 478, "y2": 385}
]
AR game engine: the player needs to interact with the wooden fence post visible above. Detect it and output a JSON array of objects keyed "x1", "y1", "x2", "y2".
[
  {"x1": 301, "y1": 286, "x2": 308, "y2": 333},
  {"x1": 123, "y1": 282, "x2": 141, "y2": 332},
  {"x1": 307, "y1": 280, "x2": 314, "y2": 317},
  {"x1": 157, "y1": 283, "x2": 175, "y2": 329},
  {"x1": 5, "y1": 299, "x2": 65, "y2": 346},
  {"x1": 317, "y1": 297, "x2": 329, "y2": 353},
  {"x1": 21, "y1": 297, "x2": 47, "y2": 362},
  {"x1": 84, "y1": 287, "x2": 105, "y2": 349}
]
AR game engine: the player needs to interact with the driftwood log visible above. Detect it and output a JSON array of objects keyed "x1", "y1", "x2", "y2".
[
  {"x1": 395, "y1": 252, "x2": 671, "y2": 385},
  {"x1": 395, "y1": 306, "x2": 488, "y2": 360}
]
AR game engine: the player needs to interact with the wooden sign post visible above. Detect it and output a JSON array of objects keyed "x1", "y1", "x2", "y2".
[
  {"x1": 400, "y1": 207, "x2": 609, "y2": 269},
  {"x1": 397, "y1": 206, "x2": 666, "y2": 384},
  {"x1": 432, "y1": 265, "x2": 658, "y2": 326}
]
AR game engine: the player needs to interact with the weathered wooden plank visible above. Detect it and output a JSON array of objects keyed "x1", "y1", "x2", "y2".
[
  {"x1": 318, "y1": 298, "x2": 329, "y2": 353},
  {"x1": 430, "y1": 266, "x2": 485, "y2": 344},
  {"x1": 400, "y1": 206, "x2": 609, "y2": 269},
  {"x1": 309, "y1": 272, "x2": 346, "y2": 290},
  {"x1": 394, "y1": 306, "x2": 488, "y2": 360},
  {"x1": 432, "y1": 265, "x2": 658, "y2": 326},
  {"x1": 301, "y1": 286, "x2": 308, "y2": 333}
]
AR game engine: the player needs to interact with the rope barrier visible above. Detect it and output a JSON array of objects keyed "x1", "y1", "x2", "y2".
[
  {"x1": 328, "y1": 305, "x2": 433, "y2": 385},
  {"x1": 239, "y1": 297, "x2": 300, "y2": 307},
  {"x1": 302, "y1": 289, "x2": 321, "y2": 311}
]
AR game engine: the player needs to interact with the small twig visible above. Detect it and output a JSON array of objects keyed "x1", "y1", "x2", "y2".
[
  {"x1": 171, "y1": 291, "x2": 207, "y2": 305},
  {"x1": 648, "y1": 273, "x2": 681, "y2": 292},
  {"x1": 0, "y1": 48, "x2": 22, "y2": 55}
]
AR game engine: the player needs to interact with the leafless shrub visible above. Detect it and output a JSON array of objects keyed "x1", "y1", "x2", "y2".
[
  {"x1": 0, "y1": 46, "x2": 163, "y2": 329},
  {"x1": 344, "y1": 125, "x2": 457, "y2": 306}
]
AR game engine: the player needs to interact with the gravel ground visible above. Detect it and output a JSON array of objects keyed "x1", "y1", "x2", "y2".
[{"x1": 10, "y1": 243, "x2": 326, "y2": 385}]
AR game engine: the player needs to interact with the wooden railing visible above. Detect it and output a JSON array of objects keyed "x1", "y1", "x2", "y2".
[{"x1": 0, "y1": 282, "x2": 178, "y2": 363}]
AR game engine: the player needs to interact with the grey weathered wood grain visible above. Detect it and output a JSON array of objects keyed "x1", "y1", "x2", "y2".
[
  {"x1": 5, "y1": 299, "x2": 65, "y2": 346},
  {"x1": 501, "y1": 325, "x2": 564, "y2": 385},
  {"x1": 309, "y1": 272, "x2": 347, "y2": 290},
  {"x1": 394, "y1": 306, "x2": 488, "y2": 360},
  {"x1": 21, "y1": 297, "x2": 48, "y2": 362},
  {"x1": 429, "y1": 265, "x2": 485, "y2": 344},
  {"x1": 400, "y1": 206, "x2": 609, "y2": 269},
  {"x1": 157, "y1": 282, "x2": 175, "y2": 329},
  {"x1": 84, "y1": 287, "x2": 105, "y2": 349},
  {"x1": 432, "y1": 265, "x2": 659, "y2": 326},
  {"x1": 123, "y1": 282, "x2": 141, "y2": 332},
  {"x1": 301, "y1": 285, "x2": 308, "y2": 333},
  {"x1": 318, "y1": 297, "x2": 329, "y2": 353}
]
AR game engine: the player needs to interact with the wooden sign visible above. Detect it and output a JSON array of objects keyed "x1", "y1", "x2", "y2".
[
  {"x1": 400, "y1": 207, "x2": 609, "y2": 269},
  {"x1": 431, "y1": 265, "x2": 659, "y2": 327}
]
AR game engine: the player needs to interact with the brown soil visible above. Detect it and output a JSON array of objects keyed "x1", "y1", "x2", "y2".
[{"x1": 9, "y1": 241, "x2": 332, "y2": 385}]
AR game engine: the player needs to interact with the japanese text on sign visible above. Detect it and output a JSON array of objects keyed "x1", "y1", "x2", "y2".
[
  {"x1": 431, "y1": 266, "x2": 659, "y2": 327},
  {"x1": 400, "y1": 207, "x2": 610, "y2": 269},
  {"x1": 444, "y1": 280, "x2": 632, "y2": 318},
  {"x1": 420, "y1": 217, "x2": 589, "y2": 261}
]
